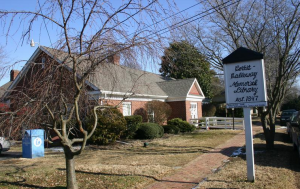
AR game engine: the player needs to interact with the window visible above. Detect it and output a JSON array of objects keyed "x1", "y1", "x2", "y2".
[
  {"x1": 190, "y1": 102, "x2": 198, "y2": 119},
  {"x1": 41, "y1": 57, "x2": 46, "y2": 69},
  {"x1": 147, "y1": 109, "x2": 155, "y2": 123},
  {"x1": 122, "y1": 102, "x2": 131, "y2": 116}
]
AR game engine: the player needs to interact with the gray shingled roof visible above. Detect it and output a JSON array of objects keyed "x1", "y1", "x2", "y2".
[
  {"x1": 89, "y1": 63, "x2": 174, "y2": 96},
  {"x1": 157, "y1": 78, "x2": 197, "y2": 97},
  {"x1": 0, "y1": 81, "x2": 12, "y2": 99},
  {"x1": 0, "y1": 81, "x2": 12, "y2": 98},
  {"x1": 40, "y1": 46, "x2": 202, "y2": 97}
]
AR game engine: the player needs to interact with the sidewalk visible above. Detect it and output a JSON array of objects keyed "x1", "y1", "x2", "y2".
[{"x1": 145, "y1": 126, "x2": 262, "y2": 189}]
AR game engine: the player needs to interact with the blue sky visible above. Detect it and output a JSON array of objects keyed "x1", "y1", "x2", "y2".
[{"x1": 0, "y1": 0, "x2": 202, "y2": 86}]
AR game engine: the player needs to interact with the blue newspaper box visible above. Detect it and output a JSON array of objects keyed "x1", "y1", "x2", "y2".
[{"x1": 22, "y1": 129, "x2": 44, "y2": 158}]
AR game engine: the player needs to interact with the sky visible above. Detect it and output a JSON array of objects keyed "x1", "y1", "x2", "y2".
[{"x1": 0, "y1": 0, "x2": 203, "y2": 86}]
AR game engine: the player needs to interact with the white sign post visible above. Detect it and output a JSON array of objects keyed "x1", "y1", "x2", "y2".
[{"x1": 223, "y1": 47, "x2": 267, "y2": 182}]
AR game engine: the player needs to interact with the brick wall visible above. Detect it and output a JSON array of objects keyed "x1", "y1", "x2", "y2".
[
  {"x1": 189, "y1": 83, "x2": 201, "y2": 95},
  {"x1": 104, "y1": 99, "x2": 148, "y2": 121},
  {"x1": 197, "y1": 101, "x2": 202, "y2": 118},
  {"x1": 167, "y1": 101, "x2": 187, "y2": 120},
  {"x1": 105, "y1": 100, "x2": 203, "y2": 123},
  {"x1": 185, "y1": 101, "x2": 203, "y2": 122}
]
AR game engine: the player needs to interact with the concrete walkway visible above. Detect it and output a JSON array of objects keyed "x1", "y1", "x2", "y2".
[{"x1": 145, "y1": 127, "x2": 262, "y2": 189}]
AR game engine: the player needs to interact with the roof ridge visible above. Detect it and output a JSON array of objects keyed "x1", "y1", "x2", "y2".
[
  {"x1": 41, "y1": 46, "x2": 166, "y2": 77},
  {"x1": 157, "y1": 77, "x2": 195, "y2": 83}
]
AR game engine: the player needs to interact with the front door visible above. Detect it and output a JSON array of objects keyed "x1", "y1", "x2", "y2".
[{"x1": 190, "y1": 103, "x2": 198, "y2": 119}]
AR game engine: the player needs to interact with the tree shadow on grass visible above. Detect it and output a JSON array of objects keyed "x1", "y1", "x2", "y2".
[
  {"x1": 0, "y1": 164, "x2": 65, "y2": 189},
  {"x1": 0, "y1": 181, "x2": 65, "y2": 189},
  {"x1": 72, "y1": 169, "x2": 199, "y2": 185},
  {"x1": 239, "y1": 132, "x2": 300, "y2": 173},
  {"x1": 254, "y1": 131, "x2": 291, "y2": 143},
  {"x1": 123, "y1": 145, "x2": 214, "y2": 155}
]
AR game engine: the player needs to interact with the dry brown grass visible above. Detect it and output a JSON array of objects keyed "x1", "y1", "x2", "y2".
[
  {"x1": 0, "y1": 130, "x2": 240, "y2": 188},
  {"x1": 199, "y1": 127, "x2": 300, "y2": 189}
]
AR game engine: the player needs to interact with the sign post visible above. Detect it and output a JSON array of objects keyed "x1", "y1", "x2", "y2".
[{"x1": 223, "y1": 47, "x2": 267, "y2": 182}]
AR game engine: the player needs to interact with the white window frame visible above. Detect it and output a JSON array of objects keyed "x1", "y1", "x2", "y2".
[
  {"x1": 190, "y1": 102, "x2": 198, "y2": 119},
  {"x1": 122, "y1": 102, "x2": 132, "y2": 116},
  {"x1": 147, "y1": 109, "x2": 155, "y2": 123},
  {"x1": 41, "y1": 57, "x2": 46, "y2": 69}
]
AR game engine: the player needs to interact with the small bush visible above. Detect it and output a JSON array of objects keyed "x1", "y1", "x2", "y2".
[
  {"x1": 202, "y1": 104, "x2": 217, "y2": 117},
  {"x1": 163, "y1": 125, "x2": 180, "y2": 134},
  {"x1": 157, "y1": 124, "x2": 164, "y2": 138},
  {"x1": 135, "y1": 123, "x2": 164, "y2": 139},
  {"x1": 167, "y1": 118, "x2": 195, "y2": 133},
  {"x1": 123, "y1": 115, "x2": 143, "y2": 139},
  {"x1": 86, "y1": 108, "x2": 126, "y2": 145},
  {"x1": 180, "y1": 121, "x2": 196, "y2": 132}
]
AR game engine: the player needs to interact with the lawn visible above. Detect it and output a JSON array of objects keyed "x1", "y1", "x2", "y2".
[
  {"x1": 199, "y1": 127, "x2": 300, "y2": 189},
  {"x1": 0, "y1": 130, "x2": 240, "y2": 189}
]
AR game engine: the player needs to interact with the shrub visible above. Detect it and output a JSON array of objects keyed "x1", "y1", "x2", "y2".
[
  {"x1": 86, "y1": 108, "x2": 126, "y2": 145},
  {"x1": 167, "y1": 118, "x2": 195, "y2": 133},
  {"x1": 135, "y1": 123, "x2": 164, "y2": 139},
  {"x1": 157, "y1": 124, "x2": 164, "y2": 138},
  {"x1": 215, "y1": 105, "x2": 226, "y2": 117},
  {"x1": 145, "y1": 101, "x2": 172, "y2": 124},
  {"x1": 123, "y1": 115, "x2": 143, "y2": 139},
  {"x1": 202, "y1": 104, "x2": 217, "y2": 117},
  {"x1": 163, "y1": 125, "x2": 180, "y2": 134}
]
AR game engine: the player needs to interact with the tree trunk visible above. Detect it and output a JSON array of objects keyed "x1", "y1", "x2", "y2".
[
  {"x1": 64, "y1": 147, "x2": 78, "y2": 189},
  {"x1": 260, "y1": 113, "x2": 275, "y2": 150}
]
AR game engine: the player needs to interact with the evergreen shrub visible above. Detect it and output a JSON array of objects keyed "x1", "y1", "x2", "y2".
[
  {"x1": 163, "y1": 125, "x2": 180, "y2": 134},
  {"x1": 86, "y1": 108, "x2": 126, "y2": 145},
  {"x1": 135, "y1": 123, "x2": 164, "y2": 139},
  {"x1": 123, "y1": 115, "x2": 142, "y2": 139},
  {"x1": 167, "y1": 118, "x2": 195, "y2": 133}
]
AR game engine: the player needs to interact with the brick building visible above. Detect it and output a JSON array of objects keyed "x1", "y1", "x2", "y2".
[{"x1": 1, "y1": 46, "x2": 205, "y2": 122}]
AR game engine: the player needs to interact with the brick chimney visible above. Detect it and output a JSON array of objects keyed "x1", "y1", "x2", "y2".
[
  {"x1": 108, "y1": 54, "x2": 120, "y2": 65},
  {"x1": 10, "y1": 70, "x2": 20, "y2": 81}
]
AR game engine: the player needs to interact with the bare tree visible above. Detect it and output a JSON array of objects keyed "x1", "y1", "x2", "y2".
[
  {"x1": 0, "y1": 1, "x2": 175, "y2": 188},
  {"x1": 188, "y1": 0, "x2": 300, "y2": 149}
]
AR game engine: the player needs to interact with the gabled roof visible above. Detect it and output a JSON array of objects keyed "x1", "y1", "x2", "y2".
[
  {"x1": 4, "y1": 46, "x2": 205, "y2": 101},
  {"x1": 0, "y1": 81, "x2": 13, "y2": 99},
  {"x1": 89, "y1": 63, "x2": 172, "y2": 96},
  {"x1": 41, "y1": 46, "x2": 172, "y2": 96},
  {"x1": 157, "y1": 78, "x2": 203, "y2": 97}
]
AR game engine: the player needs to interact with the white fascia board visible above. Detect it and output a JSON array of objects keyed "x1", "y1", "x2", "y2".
[
  {"x1": 100, "y1": 96, "x2": 166, "y2": 102},
  {"x1": 3, "y1": 48, "x2": 42, "y2": 98},
  {"x1": 166, "y1": 95, "x2": 204, "y2": 102},
  {"x1": 187, "y1": 94, "x2": 205, "y2": 99},
  {"x1": 187, "y1": 78, "x2": 205, "y2": 98},
  {"x1": 101, "y1": 90, "x2": 168, "y2": 99}
]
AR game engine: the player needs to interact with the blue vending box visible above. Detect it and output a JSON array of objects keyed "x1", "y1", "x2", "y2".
[{"x1": 22, "y1": 129, "x2": 44, "y2": 158}]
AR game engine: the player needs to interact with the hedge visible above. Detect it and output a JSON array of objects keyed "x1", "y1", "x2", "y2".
[
  {"x1": 135, "y1": 123, "x2": 164, "y2": 139},
  {"x1": 123, "y1": 115, "x2": 143, "y2": 139},
  {"x1": 87, "y1": 108, "x2": 126, "y2": 145},
  {"x1": 167, "y1": 118, "x2": 195, "y2": 133}
]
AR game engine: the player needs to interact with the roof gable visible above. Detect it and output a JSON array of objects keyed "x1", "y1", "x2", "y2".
[
  {"x1": 157, "y1": 78, "x2": 204, "y2": 98},
  {"x1": 187, "y1": 79, "x2": 204, "y2": 97},
  {"x1": 188, "y1": 82, "x2": 201, "y2": 96},
  {"x1": 0, "y1": 81, "x2": 13, "y2": 100}
]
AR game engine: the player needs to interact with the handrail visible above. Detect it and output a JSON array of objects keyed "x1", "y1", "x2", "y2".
[{"x1": 190, "y1": 117, "x2": 245, "y2": 130}]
